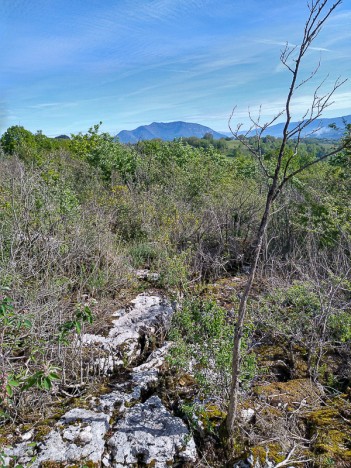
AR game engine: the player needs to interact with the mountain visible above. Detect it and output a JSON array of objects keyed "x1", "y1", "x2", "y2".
[
  {"x1": 235, "y1": 115, "x2": 351, "y2": 140},
  {"x1": 116, "y1": 121, "x2": 227, "y2": 143},
  {"x1": 54, "y1": 134, "x2": 70, "y2": 140}
]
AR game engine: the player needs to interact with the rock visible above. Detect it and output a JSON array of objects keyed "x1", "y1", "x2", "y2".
[
  {"x1": 4, "y1": 294, "x2": 196, "y2": 467},
  {"x1": 81, "y1": 294, "x2": 173, "y2": 373},
  {"x1": 132, "y1": 341, "x2": 172, "y2": 373},
  {"x1": 108, "y1": 395, "x2": 197, "y2": 467},
  {"x1": 97, "y1": 387, "x2": 133, "y2": 415},
  {"x1": 3, "y1": 441, "x2": 35, "y2": 467},
  {"x1": 20, "y1": 430, "x2": 33, "y2": 441},
  {"x1": 32, "y1": 408, "x2": 109, "y2": 466},
  {"x1": 136, "y1": 269, "x2": 160, "y2": 281},
  {"x1": 241, "y1": 407, "x2": 255, "y2": 423}
]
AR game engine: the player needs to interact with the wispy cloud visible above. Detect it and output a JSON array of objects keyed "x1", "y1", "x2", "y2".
[
  {"x1": 256, "y1": 39, "x2": 330, "y2": 52},
  {"x1": 1, "y1": 0, "x2": 350, "y2": 135}
]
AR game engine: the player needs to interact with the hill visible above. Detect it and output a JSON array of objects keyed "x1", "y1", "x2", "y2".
[
  {"x1": 221, "y1": 114, "x2": 351, "y2": 140},
  {"x1": 116, "y1": 121, "x2": 226, "y2": 143}
]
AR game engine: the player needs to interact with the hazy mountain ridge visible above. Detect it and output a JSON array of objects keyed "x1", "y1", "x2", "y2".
[
  {"x1": 116, "y1": 121, "x2": 227, "y2": 143},
  {"x1": 242, "y1": 114, "x2": 351, "y2": 140},
  {"x1": 116, "y1": 116, "x2": 350, "y2": 143}
]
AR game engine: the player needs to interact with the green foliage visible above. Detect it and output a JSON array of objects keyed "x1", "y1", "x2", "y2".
[
  {"x1": 70, "y1": 123, "x2": 137, "y2": 180},
  {"x1": 258, "y1": 281, "x2": 321, "y2": 339},
  {"x1": 328, "y1": 310, "x2": 351, "y2": 343},
  {"x1": 58, "y1": 304, "x2": 93, "y2": 343},
  {"x1": 158, "y1": 250, "x2": 191, "y2": 290},
  {"x1": 128, "y1": 242, "x2": 162, "y2": 268},
  {"x1": 170, "y1": 298, "x2": 232, "y2": 399},
  {"x1": 169, "y1": 297, "x2": 257, "y2": 401},
  {"x1": 0, "y1": 125, "x2": 36, "y2": 155},
  {"x1": 0, "y1": 293, "x2": 60, "y2": 408}
]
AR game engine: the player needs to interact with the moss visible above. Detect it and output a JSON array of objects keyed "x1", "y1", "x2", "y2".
[
  {"x1": 253, "y1": 378, "x2": 322, "y2": 407},
  {"x1": 199, "y1": 403, "x2": 227, "y2": 433},
  {"x1": 256, "y1": 344, "x2": 286, "y2": 361},
  {"x1": 71, "y1": 397, "x2": 91, "y2": 410},
  {"x1": 0, "y1": 435, "x2": 8, "y2": 446},
  {"x1": 34, "y1": 424, "x2": 52, "y2": 441},
  {"x1": 203, "y1": 403, "x2": 226, "y2": 420},
  {"x1": 307, "y1": 397, "x2": 351, "y2": 463},
  {"x1": 0, "y1": 423, "x2": 21, "y2": 446},
  {"x1": 251, "y1": 443, "x2": 285, "y2": 464},
  {"x1": 76, "y1": 462, "x2": 99, "y2": 468}
]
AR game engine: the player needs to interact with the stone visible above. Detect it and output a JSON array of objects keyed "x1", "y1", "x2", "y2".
[
  {"x1": 3, "y1": 441, "x2": 35, "y2": 467},
  {"x1": 81, "y1": 294, "x2": 173, "y2": 373},
  {"x1": 20, "y1": 430, "x2": 33, "y2": 441},
  {"x1": 241, "y1": 407, "x2": 255, "y2": 423},
  {"x1": 3, "y1": 294, "x2": 197, "y2": 467},
  {"x1": 32, "y1": 408, "x2": 110, "y2": 466},
  {"x1": 108, "y1": 395, "x2": 197, "y2": 467},
  {"x1": 135, "y1": 269, "x2": 160, "y2": 281}
]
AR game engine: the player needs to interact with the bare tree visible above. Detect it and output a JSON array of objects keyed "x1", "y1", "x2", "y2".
[{"x1": 226, "y1": 0, "x2": 351, "y2": 435}]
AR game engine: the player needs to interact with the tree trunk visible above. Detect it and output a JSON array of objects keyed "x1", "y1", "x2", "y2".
[{"x1": 226, "y1": 187, "x2": 274, "y2": 434}]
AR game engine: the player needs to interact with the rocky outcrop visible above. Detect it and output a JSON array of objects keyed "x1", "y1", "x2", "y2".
[
  {"x1": 3, "y1": 293, "x2": 197, "y2": 467},
  {"x1": 108, "y1": 395, "x2": 196, "y2": 467},
  {"x1": 33, "y1": 409, "x2": 110, "y2": 466},
  {"x1": 82, "y1": 294, "x2": 173, "y2": 373}
]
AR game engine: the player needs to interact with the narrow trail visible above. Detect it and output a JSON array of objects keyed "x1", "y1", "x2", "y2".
[{"x1": 4, "y1": 293, "x2": 197, "y2": 467}]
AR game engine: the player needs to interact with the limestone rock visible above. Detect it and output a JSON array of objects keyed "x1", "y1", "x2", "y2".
[
  {"x1": 108, "y1": 395, "x2": 197, "y2": 467},
  {"x1": 32, "y1": 408, "x2": 109, "y2": 466},
  {"x1": 81, "y1": 294, "x2": 173, "y2": 373}
]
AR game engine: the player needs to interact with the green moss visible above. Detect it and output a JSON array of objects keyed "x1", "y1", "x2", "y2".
[
  {"x1": 251, "y1": 443, "x2": 285, "y2": 464},
  {"x1": 253, "y1": 378, "x2": 322, "y2": 407},
  {"x1": 307, "y1": 397, "x2": 351, "y2": 463},
  {"x1": 34, "y1": 425, "x2": 52, "y2": 441},
  {"x1": 199, "y1": 403, "x2": 227, "y2": 433}
]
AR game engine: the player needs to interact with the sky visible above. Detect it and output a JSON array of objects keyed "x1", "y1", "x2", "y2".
[{"x1": 1, "y1": 0, "x2": 351, "y2": 136}]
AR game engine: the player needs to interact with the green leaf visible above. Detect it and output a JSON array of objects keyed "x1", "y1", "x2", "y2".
[
  {"x1": 48, "y1": 372, "x2": 60, "y2": 380},
  {"x1": 74, "y1": 321, "x2": 81, "y2": 334},
  {"x1": 41, "y1": 377, "x2": 52, "y2": 390},
  {"x1": 23, "y1": 319, "x2": 32, "y2": 328},
  {"x1": 8, "y1": 378, "x2": 20, "y2": 387}
]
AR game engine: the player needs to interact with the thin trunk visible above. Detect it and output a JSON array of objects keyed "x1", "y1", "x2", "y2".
[
  {"x1": 226, "y1": 187, "x2": 275, "y2": 434},
  {"x1": 225, "y1": 0, "x2": 345, "y2": 439}
]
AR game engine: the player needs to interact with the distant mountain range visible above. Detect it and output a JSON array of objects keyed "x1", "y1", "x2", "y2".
[
  {"x1": 116, "y1": 121, "x2": 227, "y2": 143},
  {"x1": 228, "y1": 115, "x2": 351, "y2": 140},
  {"x1": 116, "y1": 115, "x2": 350, "y2": 143}
]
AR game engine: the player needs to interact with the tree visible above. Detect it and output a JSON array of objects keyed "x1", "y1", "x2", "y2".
[
  {"x1": 226, "y1": 0, "x2": 351, "y2": 435},
  {"x1": 0, "y1": 125, "x2": 36, "y2": 154},
  {"x1": 70, "y1": 123, "x2": 137, "y2": 181}
]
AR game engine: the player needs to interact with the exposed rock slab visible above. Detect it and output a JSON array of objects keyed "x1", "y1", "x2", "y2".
[
  {"x1": 33, "y1": 409, "x2": 110, "y2": 467},
  {"x1": 82, "y1": 294, "x2": 173, "y2": 372},
  {"x1": 3, "y1": 294, "x2": 197, "y2": 467},
  {"x1": 108, "y1": 395, "x2": 197, "y2": 467}
]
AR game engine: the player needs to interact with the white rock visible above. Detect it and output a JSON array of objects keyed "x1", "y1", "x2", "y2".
[
  {"x1": 20, "y1": 430, "x2": 33, "y2": 441},
  {"x1": 135, "y1": 269, "x2": 160, "y2": 281},
  {"x1": 241, "y1": 407, "x2": 255, "y2": 423},
  {"x1": 81, "y1": 294, "x2": 173, "y2": 373},
  {"x1": 32, "y1": 408, "x2": 110, "y2": 466},
  {"x1": 108, "y1": 395, "x2": 197, "y2": 467}
]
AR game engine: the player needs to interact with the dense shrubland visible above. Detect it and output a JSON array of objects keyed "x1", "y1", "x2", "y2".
[{"x1": 0, "y1": 124, "x2": 350, "y2": 465}]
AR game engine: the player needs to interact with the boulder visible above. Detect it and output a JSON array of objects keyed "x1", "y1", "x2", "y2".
[{"x1": 108, "y1": 395, "x2": 197, "y2": 467}]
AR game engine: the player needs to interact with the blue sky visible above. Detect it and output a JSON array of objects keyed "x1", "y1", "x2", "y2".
[{"x1": 1, "y1": 0, "x2": 350, "y2": 136}]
